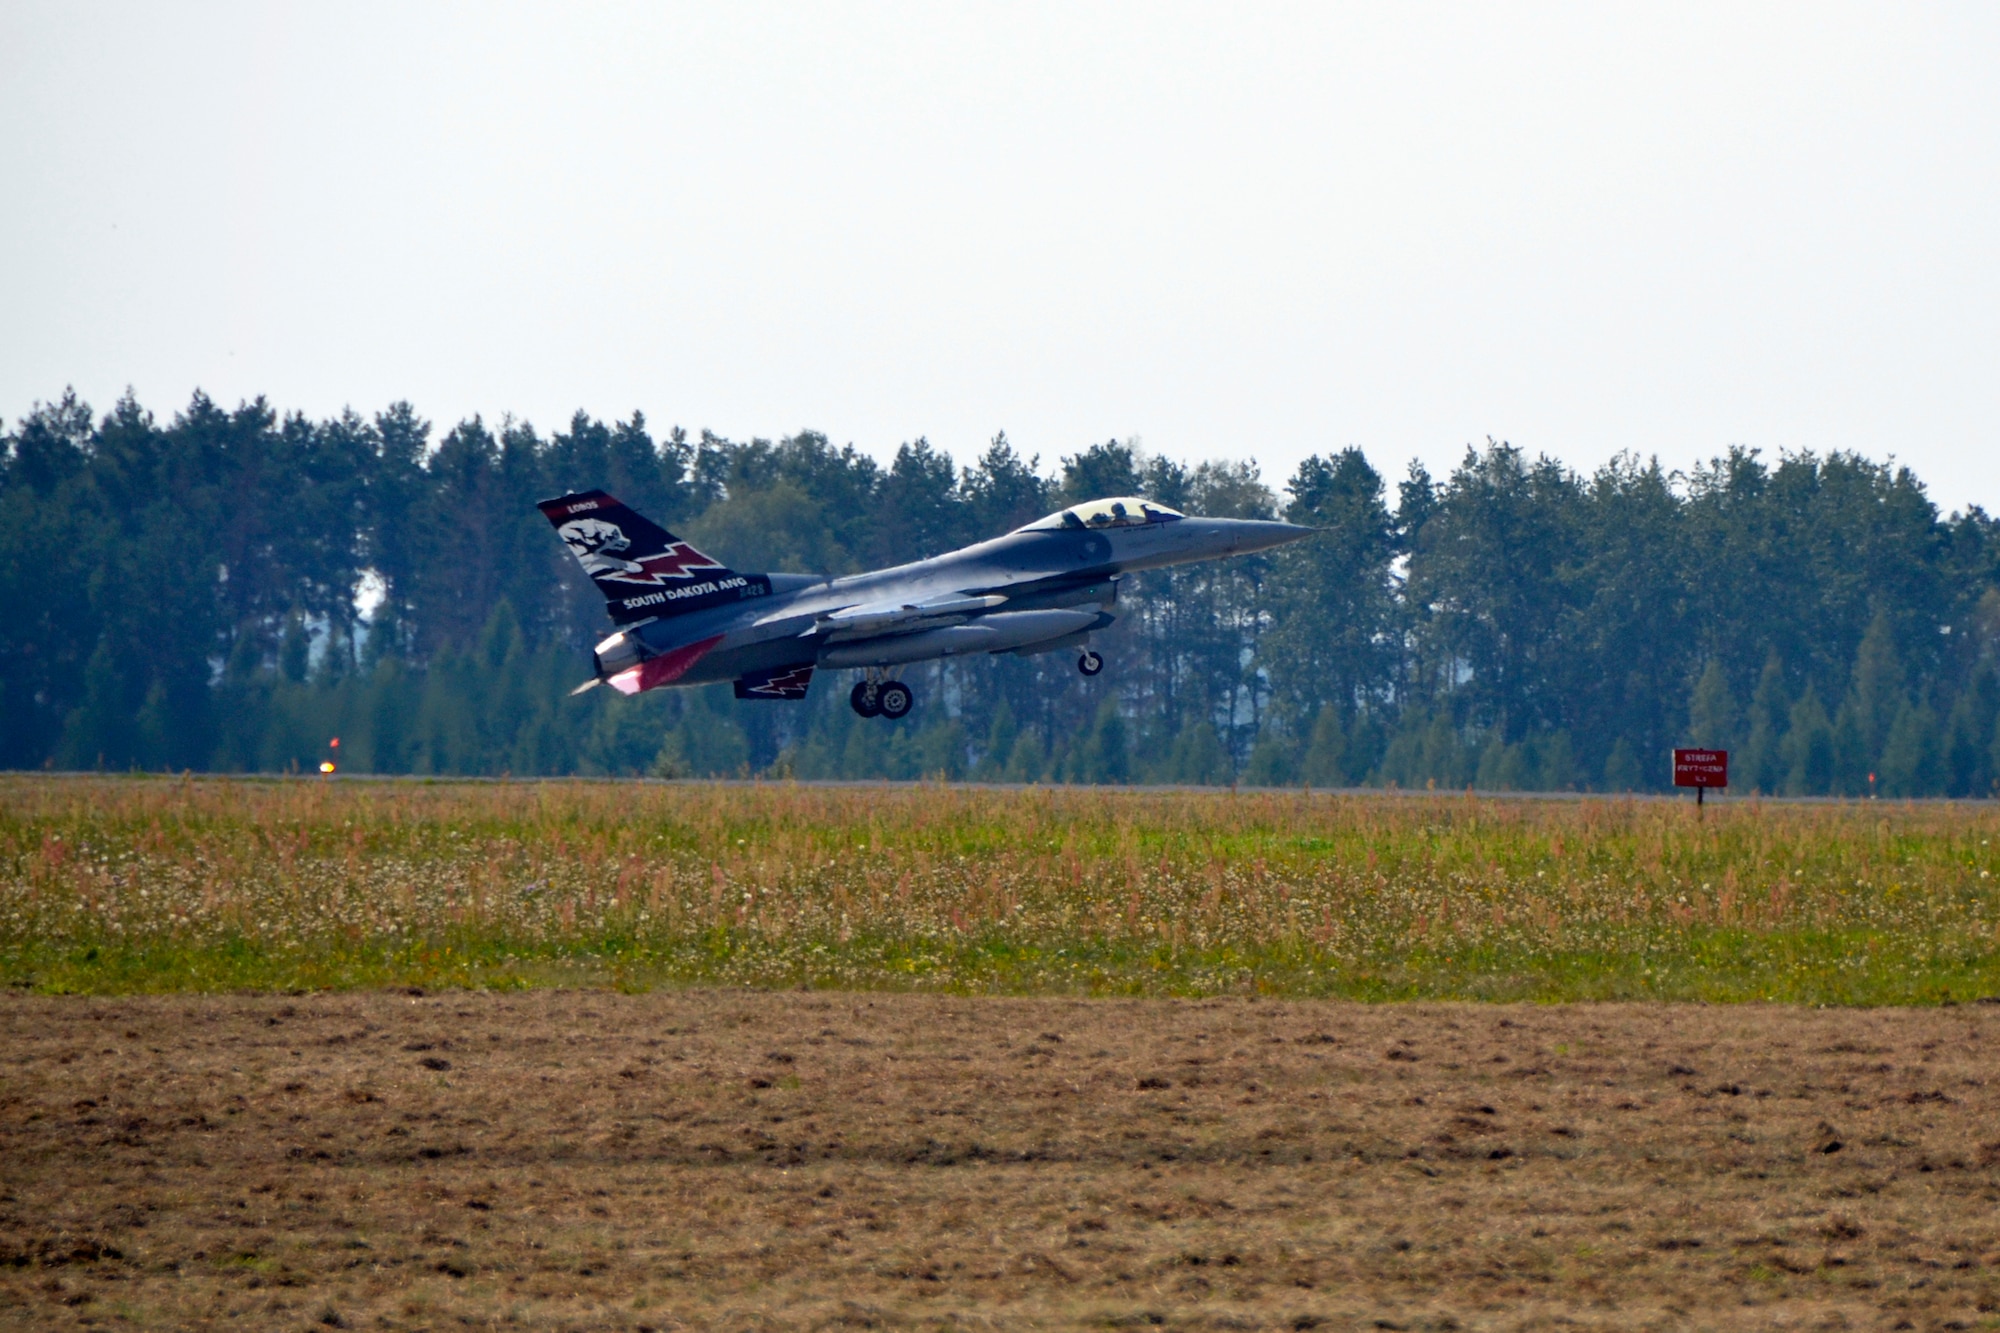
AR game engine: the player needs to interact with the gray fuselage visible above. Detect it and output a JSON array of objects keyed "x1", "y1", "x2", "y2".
[{"x1": 600, "y1": 514, "x2": 1308, "y2": 687}]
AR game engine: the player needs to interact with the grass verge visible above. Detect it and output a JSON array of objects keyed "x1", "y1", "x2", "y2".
[{"x1": 5, "y1": 775, "x2": 1998, "y2": 1001}]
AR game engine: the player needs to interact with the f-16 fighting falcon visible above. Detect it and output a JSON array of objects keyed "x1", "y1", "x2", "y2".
[{"x1": 539, "y1": 490, "x2": 1312, "y2": 719}]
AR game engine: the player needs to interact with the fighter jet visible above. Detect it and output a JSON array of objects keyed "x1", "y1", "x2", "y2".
[{"x1": 539, "y1": 490, "x2": 1311, "y2": 718}]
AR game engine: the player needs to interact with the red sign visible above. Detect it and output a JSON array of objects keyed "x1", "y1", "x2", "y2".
[{"x1": 1673, "y1": 749, "x2": 1728, "y2": 788}]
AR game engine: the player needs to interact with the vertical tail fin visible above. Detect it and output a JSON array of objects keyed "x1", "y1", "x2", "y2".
[{"x1": 538, "y1": 490, "x2": 769, "y2": 623}]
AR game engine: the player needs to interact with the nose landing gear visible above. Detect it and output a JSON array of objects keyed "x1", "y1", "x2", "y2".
[
  {"x1": 1077, "y1": 649, "x2": 1104, "y2": 677},
  {"x1": 850, "y1": 671, "x2": 914, "y2": 720}
]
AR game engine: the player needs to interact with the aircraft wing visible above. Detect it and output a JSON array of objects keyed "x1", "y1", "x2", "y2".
[{"x1": 807, "y1": 593, "x2": 1008, "y2": 642}]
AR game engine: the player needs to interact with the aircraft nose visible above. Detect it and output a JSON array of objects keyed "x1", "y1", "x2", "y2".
[{"x1": 1221, "y1": 519, "x2": 1315, "y2": 554}]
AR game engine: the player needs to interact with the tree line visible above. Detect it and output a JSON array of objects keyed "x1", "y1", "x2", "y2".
[{"x1": 4, "y1": 388, "x2": 1999, "y2": 794}]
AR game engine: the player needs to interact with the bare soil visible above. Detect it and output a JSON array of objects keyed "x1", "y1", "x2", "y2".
[{"x1": 4, "y1": 992, "x2": 1999, "y2": 1331}]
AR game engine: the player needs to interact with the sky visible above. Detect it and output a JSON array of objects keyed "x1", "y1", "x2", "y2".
[{"x1": 4, "y1": 3, "x2": 1998, "y2": 514}]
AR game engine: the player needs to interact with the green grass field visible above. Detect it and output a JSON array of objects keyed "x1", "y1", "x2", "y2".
[{"x1": 4, "y1": 775, "x2": 1999, "y2": 1002}]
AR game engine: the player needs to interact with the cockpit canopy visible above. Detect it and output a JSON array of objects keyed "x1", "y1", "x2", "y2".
[{"x1": 1015, "y1": 496, "x2": 1186, "y2": 533}]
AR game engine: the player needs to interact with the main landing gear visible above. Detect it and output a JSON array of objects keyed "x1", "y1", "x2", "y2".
[
  {"x1": 1077, "y1": 649, "x2": 1104, "y2": 676},
  {"x1": 849, "y1": 672, "x2": 913, "y2": 720}
]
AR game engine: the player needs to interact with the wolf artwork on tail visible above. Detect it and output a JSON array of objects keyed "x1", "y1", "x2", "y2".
[{"x1": 538, "y1": 492, "x2": 771, "y2": 625}]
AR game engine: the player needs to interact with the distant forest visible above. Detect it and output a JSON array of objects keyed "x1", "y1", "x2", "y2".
[{"x1": 5, "y1": 388, "x2": 2000, "y2": 794}]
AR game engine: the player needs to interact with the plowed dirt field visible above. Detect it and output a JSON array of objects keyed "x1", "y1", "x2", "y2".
[{"x1": 4, "y1": 992, "x2": 1999, "y2": 1330}]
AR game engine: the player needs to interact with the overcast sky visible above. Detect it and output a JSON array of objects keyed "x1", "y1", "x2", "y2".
[{"x1": 5, "y1": 3, "x2": 1997, "y2": 514}]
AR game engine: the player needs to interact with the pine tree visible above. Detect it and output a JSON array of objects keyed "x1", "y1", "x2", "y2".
[
  {"x1": 1002, "y1": 727, "x2": 1047, "y2": 782},
  {"x1": 1832, "y1": 700, "x2": 1869, "y2": 797},
  {"x1": 836, "y1": 715, "x2": 884, "y2": 780},
  {"x1": 1299, "y1": 709, "x2": 1348, "y2": 788},
  {"x1": 1076, "y1": 701, "x2": 1130, "y2": 784},
  {"x1": 1840, "y1": 609, "x2": 1907, "y2": 791},
  {"x1": 1263, "y1": 450, "x2": 1397, "y2": 729},
  {"x1": 1494, "y1": 740, "x2": 1533, "y2": 791},
  {"x1": 1343, "y1": 712, "x2": 1386, "y2": 783},
  {"x1": 1533, "y1": 731, "x2": 1577, "y2": 790},
  {"x1": 1686, "y1": 659, "x2": 1738, "y2": 750},
  {"x1": 1878, "y1": 701, "x2": 1943, "y2": 796},
  {"x1": 1601, "y1": 738, "x2": 1643, "y2": 792},
  {"x1": 975, "y1": 698, "x2": 1018, "y2": 780},
  {"x1": 915, "y1": 719, "x2": 969, "y2": 780},
  {"x1": 678, "y1": 688, "x2": 750, "y2": 777},
  {"x1": 1056, "y1": 441, "x2": 1142, "y2": 507},
  {"x1": 1943, "y1": 662, "x2": 1999, "y2": 796},
  {"x1": 475, "y1": 601, "x2": 529, "y2": 772},
  {"x1": 960, "y1": 432, "x2": 1050, "y2": 537},
  {"x1": 1168, "y1": 718, "x2": 1229, "y2": 784},
  {"x1": 1783, "y1": 687, "x2": 1837, "y2": 795},
  {"x1": 57, "y1": 639, "x2": 134, "y2": 770},
  {"x1": 650, "y1": 728, "x2": 690, "y2": 779},
  {"x1": 358, "y1": 658, "x2": 415, "y2": 774},
  {"x1": 279, "y1": 614, "x2": 311, "y2": 684},
  {"x1": 133, "y1": 679, "x2": 173, "y2": 770},
  {"x1": 1418, "y1": 714, "x2": 1468, "y2": 789},
  {"x1": 1740, "y1": 651, "x2": 1789, "y2": 794},
  {"x1": 1242, "y1": 731, "x2": 1294, "y2": 786}
]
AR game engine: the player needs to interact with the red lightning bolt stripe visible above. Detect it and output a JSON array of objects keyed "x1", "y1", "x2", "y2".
[{"x1": 601, "y1": 542, "x2": 727, "y2": 585}]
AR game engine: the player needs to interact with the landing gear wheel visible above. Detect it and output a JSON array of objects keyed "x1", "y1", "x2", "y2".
[
  {"x1": 1078, "y1": 650, "x2": 1105, "y2": 677},
  {"x1": 849, "y1": 680, "x2": 881, "y2": 717},
  {"x1": 877, "y1": 680, "x2": 913, "y2": 719}
]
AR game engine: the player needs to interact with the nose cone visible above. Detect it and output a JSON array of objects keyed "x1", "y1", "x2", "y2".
[
  {"x1": 1110, "y1": 516, "x2": 1317, "y2": 575},
  {"x1": 1215, "y1": 518, "x2": 1315, "y2": 555}
]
